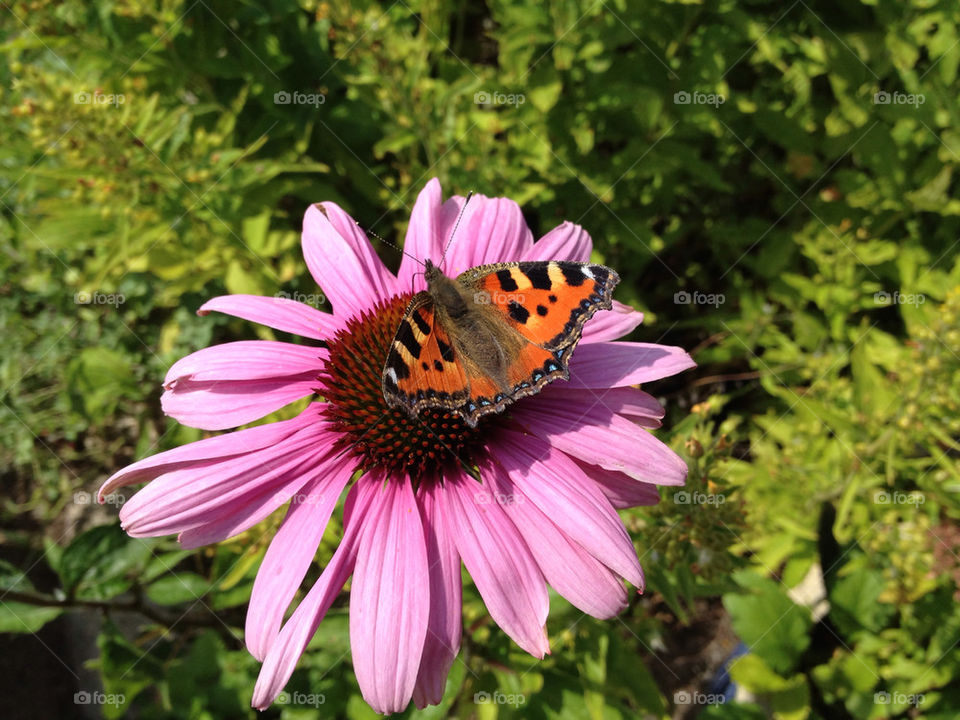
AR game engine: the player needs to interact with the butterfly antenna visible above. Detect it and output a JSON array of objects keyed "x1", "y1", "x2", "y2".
[
  {"x1": 362, "y1": 224, "x2": 425, "y2": 268},
  {"x1": 438, "y1": 190, "x2": 474, "y2": 272}
]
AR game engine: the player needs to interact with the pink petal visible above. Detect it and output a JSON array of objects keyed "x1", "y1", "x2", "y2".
[
  {"x1": 398, "y1": 179, "x2": 446, "y2": 291},
  {"x1": 582, "y1": 301, "x2": 645, "y2": 343},
  {"x1": 592, "y1": 386, "x2": 664, "y2": 419},
  {"x1": 441, "y1": 468, "x2": 549, "y2": 657},
  {"x1": 198, "y1": 294, "x2": 339, "y2": 341},
  {"x1": 443, "y1": 194, "x2": 534, "y2": 275},
  {"x1": 118, "y1": 421, "x2": 336, "y2": 538},
  {"x1": 161, "y1": 376, "x2": 319, "y2": 431},
  {"x1": 483, "y1": 458, "x2": 628, "y2": 618},
  {"x1": 574, "y1": 459, "x2": 662, "y2": 509},
  {"x1": 512, "y1": 393, "x2": 688, "y2": 486},
  {"x1": 244, "y1": 462, "x2": 353, "y2": 661},
  {"x1": 543, "y1": 386, "x2": 664, "y2": 428},
  {"x1": 161, "y1": 341, "x2": 325, "y2": 431},
  {"x1": 301, "y1": 203, "x2": 398, "y2": 317},
  {"x1": 567, "y1": 341, "x2": 696, "y2": 389},
  {"x1": 98, "y1": 404, "x2": 323, "y2": 499},
  {"x1": 490, "y1": 430, "x2": 644, "y2": 589},
  {"x1": 523, "y1": 221, "x2": 592, "y2": 262},
  {"x1": 412, "y1": 480, "x2": 463, "y2": 709},
  {"x1": 164, "y1": 341, "x2": 325, "y2": 385},
  {"x1": 252, "y1": 478, "x2": 380, "y2": 710},
  {"x1": 351, "y1": 476, "x2": 430, "y2": 714}
]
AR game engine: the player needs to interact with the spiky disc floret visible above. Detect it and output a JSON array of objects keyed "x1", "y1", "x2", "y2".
[{"x1": 319, "y1": 294, "x2": 487, "y2": 478}]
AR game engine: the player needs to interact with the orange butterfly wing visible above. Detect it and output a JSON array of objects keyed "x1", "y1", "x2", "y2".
[
  {"x1": 453, "y1": 260, "x2": 619, "y2": 419},
  {"x1": 381, "y1": 294, "x2": 471, "y2": 415},
  {"x1": 462, "y1": 261, "x2": 619, "y2": 350}
]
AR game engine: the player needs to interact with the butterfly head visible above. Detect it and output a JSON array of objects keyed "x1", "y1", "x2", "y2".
[
  {"x1": 422, "y1": 258, "x2": 469, "y2": 318},
  {"x1": 423, "y1": 258, "x2": 440, "y2": 280}
]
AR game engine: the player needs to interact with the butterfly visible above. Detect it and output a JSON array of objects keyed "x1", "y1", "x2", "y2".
[{"x1": 381, "y1": 258, "x2": 619, "y2": 427}]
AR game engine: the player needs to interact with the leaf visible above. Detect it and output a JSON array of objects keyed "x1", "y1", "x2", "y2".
[
  {"x1": 724, "y1": 572, "x2": 812, "y2": 674},
  {"x1": 94, "y1": 618, "x2": 161, "y2": 718},
  {"x1": 528, "y1": 65, "x2": 563, "y2": 113},
  {"x1": 829, "y1": 567, "x2": 895, "y2": 636},
  {"x1": 728, "y1": 654, "x2": 811, "y2": 720},
  {"x1": 59, "y1": 524, "x2": 152, "y2": 600},
  {"x1": 65, "y1": 347, "x2": 137, "y2": 423},
  {"x1": 0, "y1": 560, "x2": 63, "y2": 633},
  {"x1": 905, "y1": 166, "x2": 954, "y2": 212},
  {"x1": 146, "y1": 573, "x2": 210, "y2": 606},
  {"x1": 850, "y1": 341, "x2": 896, "y2": 419},
  {"x1": 224, "y1": 259, "x2": 270, "y2": 296},
  {"x1": 241, "y1": 210, "x2": 272, "y2": 254},
  {"x1": 607, "y1": 631, "x2": 665, "y2": 716}
]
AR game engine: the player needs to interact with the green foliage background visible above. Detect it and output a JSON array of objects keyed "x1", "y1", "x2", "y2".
[{"x1": 2, "y1": 0, "x2": 959, "y2": 718}]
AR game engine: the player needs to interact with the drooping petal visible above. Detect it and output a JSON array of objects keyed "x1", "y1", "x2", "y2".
[
  {"x1": 412, "y1": 479, "x2": 463, "y2": 709},
  {"x1": 574, "y1": 459, "x2": 662, "y2": 509},
  {"x1": 252, "y1": 478, "x2": 380, "y2": 710},
  {"x1": 441, "y1": 468, "x2": 549, "y2": 657},
  {"x1": 490, "y1": 430, "x2": 644, "y2": 589},
  {"x1": 198, "y1": 294, "x2": 339, "y2": 341},
  {"x1": 175, "y1": 457, "x2": 342, "y2": 550},
  {"x1": 118, "y1": 421, "x2": 336, "y2": 538},
  {"x1": 512, "y1": 393, "x2": 688, "y2": 486},
  {"x1": 483, "y1": 458, "x2": 628, "y2": 618},
  {"x1": 443, "y1": 194, "x2": 534, "y2": 275},
  {"x1": 567, "y1": 341, "x2": 696, "y2": 389},
  {"x1": 301, "y1": 203, "x2": 398, "y2": 316},
  {"x1": 523, "y1": 221, "x2": 592, "y2": 262},
  {"x1": 398, "y1": 179, "x2": 445, "y2": 291},
  {"x1": 581, "y1": 301, "x2": 645, "y2": 343},
  {"x1": 161, "y1": 341, "x2": 325, "y2": 431},
  {"x1": 98, "y1": 404, "x2": 323, "y2": 499},
  {"x1": 350, "y1": 475, "x2": 430, "y2": 714},
  {"x1": 243, "y1": 462, "x2": 353, "y2": 661}
]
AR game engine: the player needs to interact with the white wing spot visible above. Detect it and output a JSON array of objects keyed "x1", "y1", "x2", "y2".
[
  {"x1": 581, "y1": 266, "x2": 595, "y2": 279},
  {"x1": 386, "y1": 367, "x2": 398, "y2": 383}
]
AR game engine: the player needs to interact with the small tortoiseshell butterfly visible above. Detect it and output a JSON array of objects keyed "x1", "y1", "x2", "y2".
[{"x1": 381, "y1": 258, "x2": 619, "y2": 427}]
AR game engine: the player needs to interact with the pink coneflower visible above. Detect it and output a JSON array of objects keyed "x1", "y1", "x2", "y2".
[{"x1": 100, "y1": 179, "x2": 695, "y2": 713}]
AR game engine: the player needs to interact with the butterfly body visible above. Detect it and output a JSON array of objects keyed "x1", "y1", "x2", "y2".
[{"x1": 382, "y1": 259, "x2": 618, "y2": 427}]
